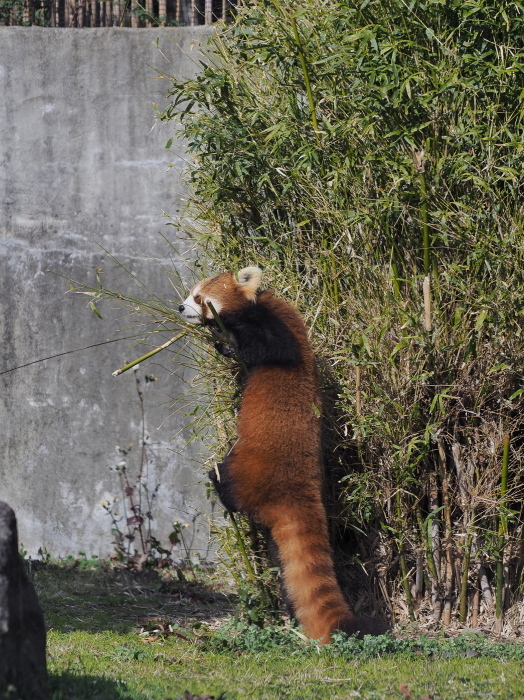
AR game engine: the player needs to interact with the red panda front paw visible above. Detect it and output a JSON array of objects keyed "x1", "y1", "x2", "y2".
[
  {"x1": 214, "y1": 340, "x2": 236, "y2": 358},
  {"x1": 208, "y1": 464, "x2": 239, "y2": 513}
]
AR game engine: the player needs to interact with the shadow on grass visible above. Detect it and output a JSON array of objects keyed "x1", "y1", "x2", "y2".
[
  {"x1": 34, "y1": 563, "x2": 235, "y2": 635},
  {"x1": 48, "y1": 672, "x2": 143, "y2": 700}
]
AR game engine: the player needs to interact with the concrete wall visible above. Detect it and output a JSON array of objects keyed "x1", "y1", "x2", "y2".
[{"x1": 0, "y1": 27, "x2": 214, "y2": 559}]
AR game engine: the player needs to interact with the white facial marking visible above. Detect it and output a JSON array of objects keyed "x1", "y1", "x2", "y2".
[
  {"x1": 204, "y1": 298, "x2": 222, "y2": 319},
  {"x1": 180, "y1": 293, "x2": 202, "y2": 324}
]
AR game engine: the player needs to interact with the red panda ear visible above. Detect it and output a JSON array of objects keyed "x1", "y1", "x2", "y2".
[{"x1": 236, "y1": 266, "x2": 262, "y2": 301}]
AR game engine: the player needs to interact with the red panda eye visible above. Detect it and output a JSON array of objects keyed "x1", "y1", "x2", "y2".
[{"x1": 193, "y1": 295, "x2": 202, "y2": 304}]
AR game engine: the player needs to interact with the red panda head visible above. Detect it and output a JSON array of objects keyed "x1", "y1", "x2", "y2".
[{"x1": 179, "y1": 266, "x2": 262, "y2": 324}]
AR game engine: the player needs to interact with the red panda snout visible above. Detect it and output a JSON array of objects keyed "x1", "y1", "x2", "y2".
[{"x1": 178, "y1": 295, "x2": 202, "y2": 324}]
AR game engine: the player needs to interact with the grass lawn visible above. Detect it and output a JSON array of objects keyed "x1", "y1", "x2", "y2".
[{"x1": 34, "y1": 562, "x2": 524, "y2": 699}]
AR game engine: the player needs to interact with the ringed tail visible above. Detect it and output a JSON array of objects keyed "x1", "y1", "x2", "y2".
[{"x1": 268, "y1": 504, "x2": 359, "y2": 643}]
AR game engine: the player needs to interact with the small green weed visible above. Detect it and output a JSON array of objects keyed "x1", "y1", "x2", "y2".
[
  {"x1": 113, "y1": 644, "x2": 148, "y2": 662},
  {"x1": 206, "y1": 621, "x2": 524, "y2": 662}
]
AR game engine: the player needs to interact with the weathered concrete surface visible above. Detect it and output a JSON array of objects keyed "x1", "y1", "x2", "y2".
[
  {"x1": 0, "y1": 28, "x2": 215, "y2": 558},
  {"x1": 0, "y1": 502, "x2": 47, "y2": 699}
]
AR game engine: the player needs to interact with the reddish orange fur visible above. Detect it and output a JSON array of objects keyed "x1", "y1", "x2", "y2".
[{"x1": 191, "y1": 273, "x2": 377, "y2": 643}]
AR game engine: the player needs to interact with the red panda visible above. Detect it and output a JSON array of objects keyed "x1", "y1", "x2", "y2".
[{"x1": 179, "y1": 266, "x2": 382, "y2": 643}]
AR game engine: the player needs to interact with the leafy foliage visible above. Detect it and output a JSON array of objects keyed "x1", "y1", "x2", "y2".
[
  {"x1": 159, "y1": 0, "x2": 524, "y2": 629},
  {"x1": 0, "y1": 0, "x2": 52, "y2": 25}
]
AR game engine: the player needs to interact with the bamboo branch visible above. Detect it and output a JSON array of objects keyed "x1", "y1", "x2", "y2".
[{"x1": 112, "y1": 332, "x2": 187, "y2": 376}]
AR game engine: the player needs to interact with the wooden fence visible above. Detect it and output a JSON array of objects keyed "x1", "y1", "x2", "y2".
[{"x1": 1, "y1": 0, "x2": 231, "y2": 26}]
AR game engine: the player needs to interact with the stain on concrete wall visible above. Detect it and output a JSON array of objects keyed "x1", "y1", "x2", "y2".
[{"x1": 0, "y1": 27, "x2": 214, "y2": 559}]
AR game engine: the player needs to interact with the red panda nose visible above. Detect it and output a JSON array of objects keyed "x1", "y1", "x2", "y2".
[{"x1": 179, "y1": 304, "x2": 185, "y2": 313}]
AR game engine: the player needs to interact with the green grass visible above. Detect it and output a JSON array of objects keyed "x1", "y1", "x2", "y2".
[{"x1": 35, "y1": 563, "x2": 524, "y2": 699}]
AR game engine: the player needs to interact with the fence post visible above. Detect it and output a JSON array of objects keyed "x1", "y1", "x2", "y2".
[
  {"x1": 91, "y1": 0, "x2": 98, "y2": 26},
  {"x1": 26, "y1": 0, "x2": 36, "y2": 25},
  {"x1": 131, "y1": 1, "x2": 138, "y2": 26},
  {"x1": 145, "y1": 0, "x2": 153, "y2": 25},
  {"x1": 159, "y1": 0, "x2": 166, "y2": 24}
]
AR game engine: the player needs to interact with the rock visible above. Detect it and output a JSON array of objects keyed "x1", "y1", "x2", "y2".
[{"x1": 0, "y1": 502, "x2": 47, "y2": 699}]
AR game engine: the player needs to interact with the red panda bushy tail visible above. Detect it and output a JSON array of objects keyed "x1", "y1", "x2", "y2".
[{"x1": 268, "y1": 504, "x2": 362, "y2": 643}]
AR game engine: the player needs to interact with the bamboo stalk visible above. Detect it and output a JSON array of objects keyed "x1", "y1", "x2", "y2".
[
  {"x1": 423, "y1": 275, "x2": 431, "y2": 332},
  {"x1": 438, "y1": 440, "x2": 454, "y2": 625},
  {"x1": 416, "y1": 506, "x2": 439, "y2": 584},
  {"x1": 391, "y1": 259, "x2": 401, "y2": 299},
  {"x1": 459, "y1": 519, "x2": 474, "y2": 622},
  {"x1": 479, "y1": 563, "x2": 493, "y2": 608},
  {"x1": 414, "y1": 547, "x2": 424, "y2": 601},
  {"x1": 471, "y1": 582, "x2": 480, "y2": 627},
  {"x1": 495, "y1": 434, "x2": 510, "y2": 625},
  {"x1": 355, "y1": 365, "x2": 361, "y2": 417},
  {"x1": 414, "y1": 150, "x2": 430, "y2": 276},
  {"x1": 428, "y1": 470, "x2": 442, "y2": 622},
  {"x1": 227, "y1": 513, "x2": 257, "y2": 583},
  {"x1": 291, "y1": 16, "x2": 319, "y2": 135},
  {"x1": 514, "y1": 525, "x2": 524, "y2": 599},
  {"x1": 399, "y1": 546, "x2": 415, "y2": 621},
  {"x1": 112, "y1": 332, "x2": 186, "y2": 376},
  {"x1": 396, "y1": 490, "x2": 415, "y2": 620},
  {"x1": 416, "y1": 504, "x2": 440, "y2": 621},
  {"x1": 229, "y1": 513, "x2": 271, "y2": 609}
]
